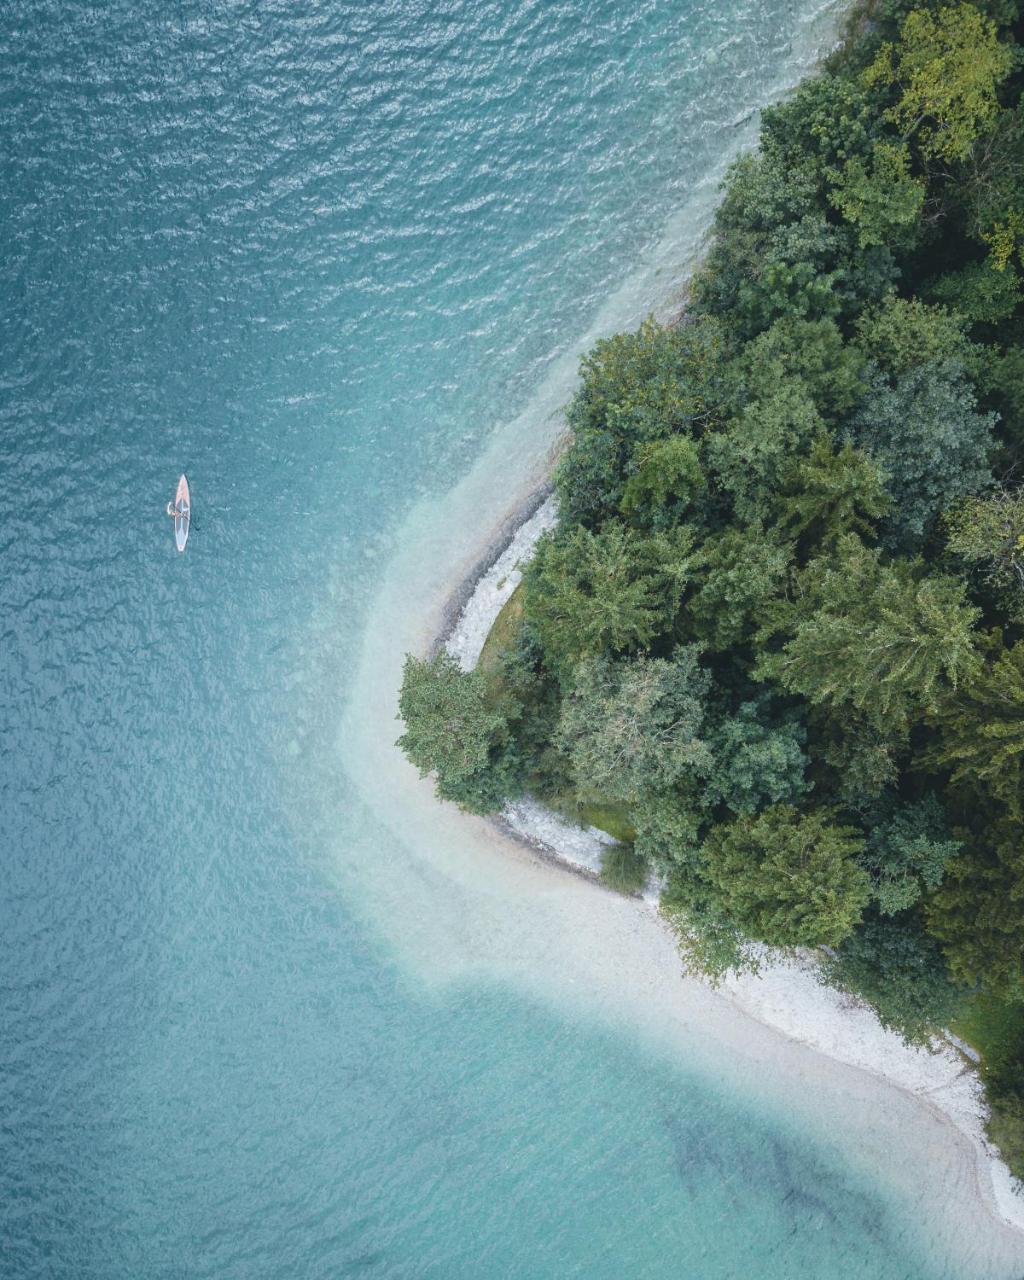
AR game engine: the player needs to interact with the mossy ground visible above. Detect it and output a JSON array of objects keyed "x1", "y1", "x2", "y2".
[
  {"x1": 953, "y1": 993, "x2": 1024, "y2": 1068},
  {"x1": 477, "y1": 582, "x2": 525, "y2": 675},
  {"x1": 547, "y1": 795, "x2": 637, "y2": 844}
]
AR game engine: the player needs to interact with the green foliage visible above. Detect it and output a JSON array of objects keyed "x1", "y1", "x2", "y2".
[
  {"x1": 600, "y1": 844, "x2": 650, "y2": 895},
  {"x1": 734, "y1": 259, "x2": 843, "y2": 338},
  {"x1": 736, "y1": 317, "x2": 870, "y2": 418},
  {"x1": 630, "y1": 792, "x2": 703, "y2": 875},
  {"x1": 661, "y1": 868, "x2": 759, "y2": 982},
  {"x1": 555, "y1": 648, "x2": 711, "y2": 807},
  {"x1": 397, "y1": 653, "x2": 520, "y2": 814},
  {"x1": 821, "y1": 915, "x2": 965, "y2": 1046},
  {"x1": 687, "y1": 524, "x2": 793, "y2": 650},
  {"x1": 707, "y1": 376, "x2": 824, "y2": 522},
  {"x1": 758, "y1": 537, "x2": 981, "y2": 731},
  {"x1": 965, "y1": 101, "x2": 1024, "y2": 219},
  {"x1": 862, "y1": 796, "x2": 960, "y2": 914},
  {"x1": 569, "y1": 316, "x2": 719, "y2": 440},
  {"x1": 926, "y1": 261, "x2": 1023, "y2": 325},
  {"x1": 523, "y1": 523, "x2": 692, "y2": 670},
  {"x1": 704, "y1": 698, "x2": 809, "y2": 816},
  {"x1": 575, "y1": 801, "x2": 636, "y2": 844},
  {"x1": 620, "y1": 435, "x2": 704, "y2": 529},
  {"x1": 828, "y1": 141, "x2": 926, "y2": 248},
  {"x1": 691, "y1": 154, "x2": 820, "y2": 323},
  {"x1": 850, "y1": 360, "x2": 995, "y2": 548},
  {"x1": 761, "y1": 74, "x2": 877, "y2": 175},
  {"x1": 863, "y1": 4, "x2": 1013, "y2": 163},
  {"x1": 853, "y1": 296, "x2": 975, "y2": 377},
  {"x1": 954, "y1": 990, "x2": 1024, "y2": 1076},
  {"x1": 925, "y1": 639, "x2": 1024, "y2": 817},
  {"x1": 822, "y1": 715, "x2": 903, "y2": 809},
  {"x1": 987, "y1": 1087, "x2": 1024, "y2": 1180},
  {"x1": 699, "y1": 805, "x2": 870, "y2": 948},
  {"x1": 957, "y1": 994, "x2": 1024, "y2": 1179},
  {"x1": 946, "y1": 487, "x2": 1024, "y2": 597},
  {"x1": 774, "y1": 434, "x2": 891, "y2": 549},
  {"x1": 982, "y1": 208, "x2": 1024, "y2": 271},
  {"x1": 927, "y1": 820, "x2": 1024, "y2": 998},
  {"x1": 556, "y1": 317, "x2": 724, "y2": 527},
  {"x1": 978, "y1": 343, "x2": 1024, "y2": 459},
  {"x1": 491, "y1": 619, "x2": 571, "y2": 800},
  {"x1": 477, "y1": 583, "x2": 525, "y2": 676}
]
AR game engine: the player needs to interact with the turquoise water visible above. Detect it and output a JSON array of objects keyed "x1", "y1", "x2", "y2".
[{"x1": 2, "y1": 2, "x2": 1021, "y2": 1276}]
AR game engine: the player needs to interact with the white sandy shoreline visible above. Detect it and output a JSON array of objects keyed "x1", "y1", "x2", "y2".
[{"x1": 440, "y1": 486, "x2": 1024, "y2": 1238}]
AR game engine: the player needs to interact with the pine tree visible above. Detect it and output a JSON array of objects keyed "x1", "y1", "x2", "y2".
[
  {"x1": 925, "y1": 638, "x2": 1024, "y2": 818},
  {"x1": 757, "y1": 536, "x2": 981, "y2": 730}
]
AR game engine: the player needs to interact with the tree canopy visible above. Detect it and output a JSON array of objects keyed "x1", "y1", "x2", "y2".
[{"x1": 556, "y1": 648, "x2": 711, "y2": 807}]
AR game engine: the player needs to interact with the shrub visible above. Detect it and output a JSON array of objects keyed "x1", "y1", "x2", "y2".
[{"x1": 600, "y1": 844, "x2": 650, "y2": 896}]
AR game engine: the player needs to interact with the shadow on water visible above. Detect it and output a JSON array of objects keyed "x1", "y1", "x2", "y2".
[{"x1": 664, "y1": 1105, "x2": 896, "y2": 1262}]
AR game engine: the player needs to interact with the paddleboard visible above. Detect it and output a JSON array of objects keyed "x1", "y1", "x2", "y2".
[{"x1": 172, "y1": 474, "x2": 190, "y2": 552}]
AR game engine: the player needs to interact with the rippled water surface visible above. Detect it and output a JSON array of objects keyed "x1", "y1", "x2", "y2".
[{"x1": 2, "y1": 2, "x2": 1016, "y2": 1277}]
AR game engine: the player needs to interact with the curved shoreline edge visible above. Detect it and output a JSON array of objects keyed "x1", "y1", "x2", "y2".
[{"x1": 438, "y1": 484, "x2": 1024, "y2": 1237}]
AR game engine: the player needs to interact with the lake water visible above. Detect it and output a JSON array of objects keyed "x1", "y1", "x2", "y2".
[{"x1": 3, "y1": 2, "x2": 1022, "y2": 1276}]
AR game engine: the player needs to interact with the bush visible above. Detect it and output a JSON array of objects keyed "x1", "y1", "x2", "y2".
[
  {"x1": 987, "y1": 1091, "x2": 1024, "y2": 1181},
  {"x1": 600, "y1": 844, "x2": 650, "y2": 896}
]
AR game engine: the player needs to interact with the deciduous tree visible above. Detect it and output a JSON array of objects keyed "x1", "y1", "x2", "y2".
[
  {"x1": 704, "y1": 698, "x2": 809, "y2": 816},
  {"x1": 946, "y1": 487, "x2": 1024, "y2": 594},
  {"x1": 556, "y1": 648, "x2": 712, "y2": 806},
  {"x1": 849, "y1": 360, "x2": 995, "y2": 547},
  {"x1": 863, "y1": 4, "x2": 1013, "y2": 163},
  {"x1": 556, "y1": 318, "x2": 724, "y2": 527},
  {"x1": 397, "y1": 653, "x2": 520, "y2": 813},
  {"x1": 821, "y1": 914, "x2": 964, "y2": 1045},
  {"x1": 707, "y1": 377, "x2": 824, "y2": 522},
  {"x1": 828, "y1": 141, "x2": 926, "y2": 248},
  {"x1": 853, "y1": 296, "x2": 975, "y2": 377},
  {"x1": 861, "y1": 796, "x2": 959, "y2": 914}
]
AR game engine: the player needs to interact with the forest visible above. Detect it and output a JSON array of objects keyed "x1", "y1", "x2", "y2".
[{"x1": 398, "y1": 0, "x2": 1024, "y2": 1175}]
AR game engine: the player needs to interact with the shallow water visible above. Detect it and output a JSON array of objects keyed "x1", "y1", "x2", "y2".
[{"x1": 3, "y1": 1, "x2": 1022, "y2": 1276}]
